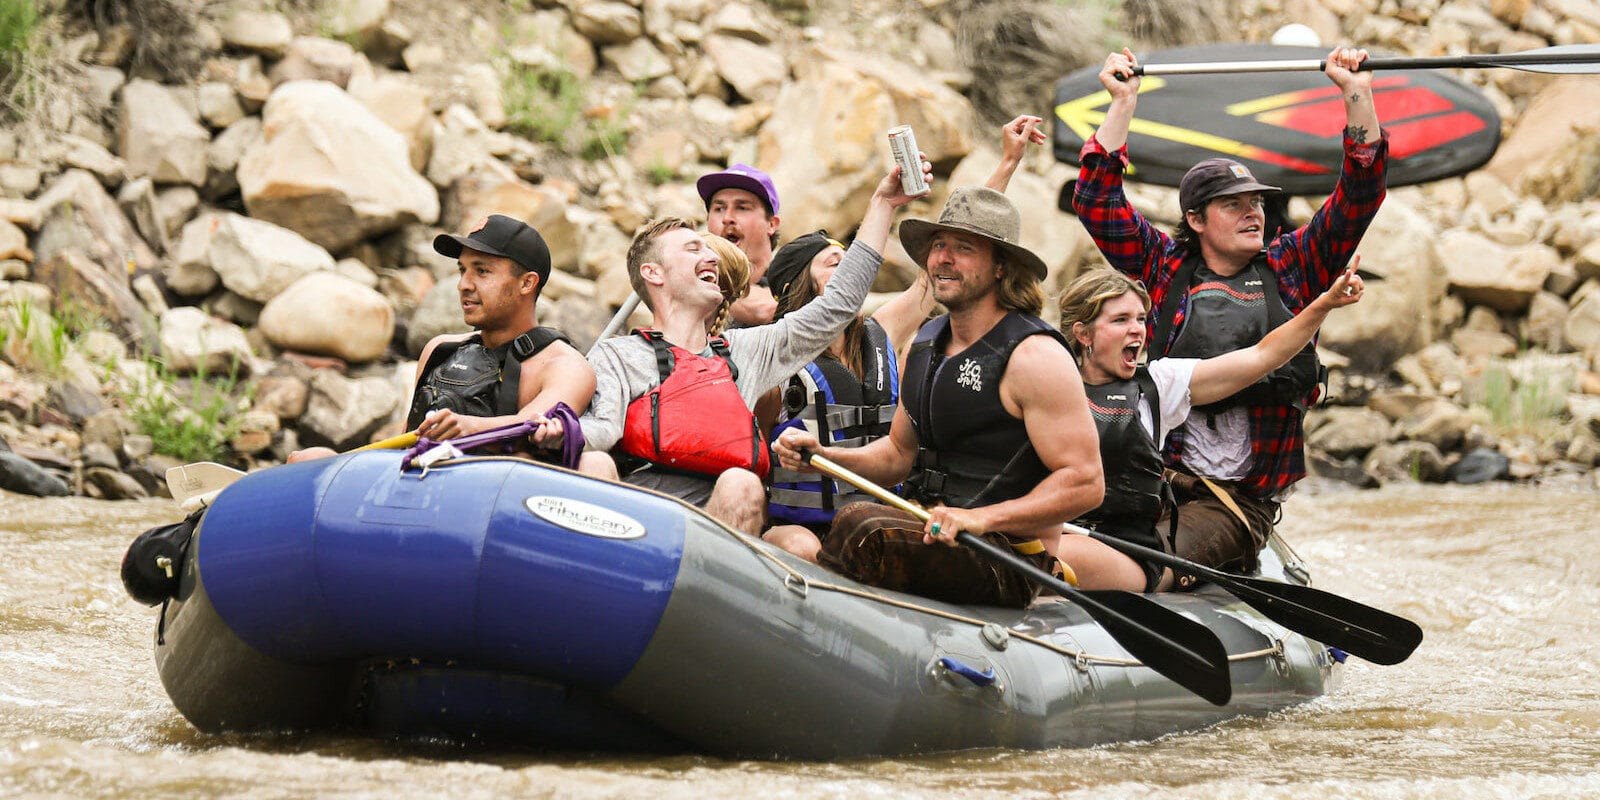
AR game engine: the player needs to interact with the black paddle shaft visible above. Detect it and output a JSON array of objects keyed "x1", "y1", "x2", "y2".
[
  {"x1": 1079, "y1": 529, "x2": 1423, "y2": 666},
  {"x1": 955, "y1": 532, "x2": 1233, "y2": 706}
]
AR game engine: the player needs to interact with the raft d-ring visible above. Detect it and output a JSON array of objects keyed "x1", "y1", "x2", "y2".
[
  {"x1": 1073, "y1": 651, "x2": 1092, "y2": 673},
  {"x1": 783, "y1": 573, "x2": 810, "y2": 598},
  {"x1": 1270, "y1": 637, "x2": 1289, "y2": 675}
]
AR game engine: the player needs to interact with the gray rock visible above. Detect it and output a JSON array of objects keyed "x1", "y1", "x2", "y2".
[
  {"x1": 0, "y1": 452, "x2": 71, "y2": 497},
  {"x1": 297, "y1": 369, "x2": 402, "y2": 450},
  {"x1": 82, "y1": 441, "x2": 120, "y2": 469},
  {"x1": 85, "y1": 466, "x2": 150, "y2": 500},
  {"x1": 1363, "y1": 441, "x2": 1447, "y2": 484},
  {"x1": 1447, "y1": 447, "x2": 1511, "y2": 484},
  {"x1": 1306, "y1": 406, "x2": 1394, "y2": 459}
]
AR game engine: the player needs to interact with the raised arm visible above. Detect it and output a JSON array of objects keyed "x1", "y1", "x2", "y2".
[
  {"x1": 871, "y1": 272, "x2": 934, "y2": 353},
  {"x1": 1188, "y1": 261, "x2": 1364, "y2": 407},
  {"x1": 1092, "y1": 48, "x2": 1140, "y2": 153},
  {"x1": 984, "y1": 115, "x2": 1048, "y2": 193},
  {"x1": 729, "y1": 158, "x2": 932, "y2": 397},
  {"x1": 1328, "y1": 46, "x2": 1378, "y2": 145},
  {"x1": 1071, "y1": 49, "x2": 1173, "y2": 285}
]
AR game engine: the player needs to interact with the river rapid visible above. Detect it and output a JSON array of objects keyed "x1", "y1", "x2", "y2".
[{"x1": 2, "y1": 483, "x2": 1597, "y2": 799}]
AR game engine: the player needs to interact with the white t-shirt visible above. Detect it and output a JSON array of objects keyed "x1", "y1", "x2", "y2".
[{"x1": 1143, "y1": 356, "x2": 1254, "y2": 480}]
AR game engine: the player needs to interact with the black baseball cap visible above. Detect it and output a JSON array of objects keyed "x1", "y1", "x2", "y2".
[
  {"x1": 433, "y1": 214, "x2": 552, "y2": 282},
  {"x1": 1178, "y1": 158, "x2": 1281, "y2": 213},
  {"x1": 766, "y1": 231, "x2": 844, "y2": 299}
]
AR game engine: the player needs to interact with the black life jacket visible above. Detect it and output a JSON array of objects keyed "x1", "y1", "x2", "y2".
[
  {"x1": 405, "y1": 327, "x2": 571, "y2": 430},
  {"x1": 1153, "y1": 251, "x2": 1325, "y2": 414},
  {"x1": 767, "y1": 319, "x2": 899, "y2": 524},
  {"x1": 1075, "y1": 369, "x2": 1167, "y2": 553},
  {"x1": 617, "y1": 329, "x2": 770, "y2": 479},
  {"x1": 900, "y1": 312, "x2": 1065, "y2": 508}
]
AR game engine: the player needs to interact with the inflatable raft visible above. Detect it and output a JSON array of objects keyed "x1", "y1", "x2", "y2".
[{"x1": 149, "y1": 450, "x2": 1337, "y2": 758}]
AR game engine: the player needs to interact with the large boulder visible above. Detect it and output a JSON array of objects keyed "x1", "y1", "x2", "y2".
[
  {"x1": 171, "y1": 212, "x2": 337, "y2": 302},
  {"x1": 1318, "y1": 198, "x2": 1445, "y2": 372},
  {"x1": 297, "y1": 370, "x2": 403, "y2": 450},
  {"x1": 158, "y1": 306, "x2": 257, "y2": 376},
  {"x1": 1440, "y1": 230, "x2": 1555, "y2": 314},
  {"x1": 1483, "y1": 78, "x2": 1600, "y2": 204},
  {"x1": 258, "y1": 272, "x2": 395, "y2": 363},
  {"x1": 347, "y1": 72, "x2": 435, "y2": 172},
  {"x1": 116, "y1": 80, "x2": 210, "y2": 186},
  {"x1": 754, "y1": 48, "x2": 974, "y2": 240},
  {"x1": 405, "y1": 277, "x2": 470, "y2": 357},
  {"x1": 444, "y1": 160, "x2": 581, "y2": 273},
  {"x1": 239, "y1": 80, "x2": 440, "y2": 253}
]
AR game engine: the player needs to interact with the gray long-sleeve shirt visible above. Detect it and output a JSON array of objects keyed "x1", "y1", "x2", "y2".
[{"x1": 581, "y1": 240, "x2": 884, "y2": 452}]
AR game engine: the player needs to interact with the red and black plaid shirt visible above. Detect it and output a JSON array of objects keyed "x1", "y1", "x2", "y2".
[{"x1": 1073, "y1": 132, "x2": 1388, "y2": 500}]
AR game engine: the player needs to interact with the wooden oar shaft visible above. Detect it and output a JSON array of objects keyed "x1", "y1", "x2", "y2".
[{"x1": 350, "y1": 431, "x2": 420, "y2": 452}]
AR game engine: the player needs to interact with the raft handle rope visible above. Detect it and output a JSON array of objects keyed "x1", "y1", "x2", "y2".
[{"x1": 398, "y1": 455, "x2": 1285, "y2": 668}]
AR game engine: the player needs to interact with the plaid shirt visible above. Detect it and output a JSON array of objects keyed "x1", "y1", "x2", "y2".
[{"x1": 1073, "y1": 132, "x2": 1388, "y2": 500}]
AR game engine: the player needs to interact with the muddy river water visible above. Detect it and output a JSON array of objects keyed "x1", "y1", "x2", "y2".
[{"x1": 2, "y1": 482, "x2": 1597, "y2": 798}]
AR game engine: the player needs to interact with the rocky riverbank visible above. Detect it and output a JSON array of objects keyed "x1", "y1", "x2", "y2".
[{"x1": 1, "y1": 0, "x2": 1598, "y2": 500}]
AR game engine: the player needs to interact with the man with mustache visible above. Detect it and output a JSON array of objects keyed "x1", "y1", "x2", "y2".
[
  {"x1": 698, "y1": 163, "x2": 781, "y2": 326},
  {"x1": 1072, "y1": 46, "x2": 1388, "y2": 583}
]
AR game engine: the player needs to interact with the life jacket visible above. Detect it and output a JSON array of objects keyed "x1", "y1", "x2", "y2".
[
  {"x1": 617, "y1": 329, "x2": 770, "y2": 479},
  {"x1": 1075, "y1": 369, "x2": 1168, "y2": 554},
  {"x1": 405, "y1": 327, "x2": 571, "y2": 430},
  {"x1": 1153, "y1": 251, "x2": 1325, "y2": 415},
  {"x1": 900, "y1": 312, "x2": 1064, "y2": 509},
  {"x1": 768, "y1": 319, "x2": 898, "y2": 524}
]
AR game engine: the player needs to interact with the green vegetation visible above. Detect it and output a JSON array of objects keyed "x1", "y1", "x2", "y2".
[
  {"x1": 120, "y1": 355, "x2": 250, "y2": 463},
  {"x1": 646, "y1": 160, "x2": 677, "y2": 186},
  {"x1": 502, "y1": 61, "x2": 630, "y2": 162},
  {"x1": 0, "y1": 0, "x2": 40, "y2": 118},
  {"x1": 0, "y1": 298, "x2": 106, "y2": 377},
  {"x1": 1472, "y1": 361, "x2": 1570, "y2": 438}
]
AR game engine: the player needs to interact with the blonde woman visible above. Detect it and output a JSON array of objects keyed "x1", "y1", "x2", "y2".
[{"x1": 1053, "y1": 259, "x2": 1364, "y2": 591}]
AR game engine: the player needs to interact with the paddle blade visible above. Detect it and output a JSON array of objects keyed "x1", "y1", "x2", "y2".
[
  {"x1": 1076, "y1": 589, "x2": 1234, "y2": 706},
  {"x1": 165, "y1": 462, "x2": 244, "y2": 505},
  {"x1": 1223, "y1": 577, "x2": 1423, "y2": 666}
]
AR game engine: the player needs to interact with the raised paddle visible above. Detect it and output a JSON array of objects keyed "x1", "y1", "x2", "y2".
[
  {"x1": 1125, "y1": 44, "x2": 1600, "y2": 77},
  {"x1": 1066, "y1": 522, "x2": 1423, "y2": 665},
  {"x1": 801, "y1": 451, "x2": 1233, "y2": 707}
]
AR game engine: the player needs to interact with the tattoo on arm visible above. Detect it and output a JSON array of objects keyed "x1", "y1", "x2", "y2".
[
  {"x1": 1343, "y1": 124, "x2": 1369, "y2": 144},
  {"x1": 1348, "y1": 92, "x2": 1362, "y2": 104}
]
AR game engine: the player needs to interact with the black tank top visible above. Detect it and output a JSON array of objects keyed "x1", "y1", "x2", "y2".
[{"x1": 899, "y1": 312, "x2": 1064, "y2": 508}]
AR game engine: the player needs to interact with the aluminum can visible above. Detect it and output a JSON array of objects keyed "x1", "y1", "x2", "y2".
[{"x1": 888, "y1": 125, "x2": 929, "y2": 196}]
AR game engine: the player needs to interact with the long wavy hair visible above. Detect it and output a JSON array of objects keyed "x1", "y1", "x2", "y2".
[
  {"x1": 993, "y1": 252, "x2": 1046, "y2": 316},
  {"x1": 774, "y1": 245, "x2": 868, "y2": 378},
  {"x1": 1056, "y1": 268, "x2": 1150, "y2": 362}
]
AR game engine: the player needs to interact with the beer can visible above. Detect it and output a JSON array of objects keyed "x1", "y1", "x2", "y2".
[{"x1": 888, "y1": 125, "x2": 930, "y2": 197}]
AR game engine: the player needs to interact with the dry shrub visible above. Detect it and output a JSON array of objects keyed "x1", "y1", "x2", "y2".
[
  {"x1": 1120, "y1": 0, "x2": 1231, "y2": 48},
  {"x1": 952, "y1": 0, "x2": 1105, "y2": 126},
  {"x1": 66, "y1": 0, "x2": 205, "y2": 82}
]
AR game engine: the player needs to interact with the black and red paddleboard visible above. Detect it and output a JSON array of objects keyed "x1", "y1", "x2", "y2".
[{"x1": 1052, "y1": 44, "x2": 1501, "y2": 194}]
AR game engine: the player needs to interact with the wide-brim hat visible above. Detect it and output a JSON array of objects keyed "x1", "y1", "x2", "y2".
[{"x1": 898, "y1": 186, "x2": 1048, "y2": 281}]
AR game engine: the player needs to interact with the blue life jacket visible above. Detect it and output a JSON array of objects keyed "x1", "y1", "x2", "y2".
[{"x1": 767, "y1": 319, "x2": 898, "y2": 526}]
